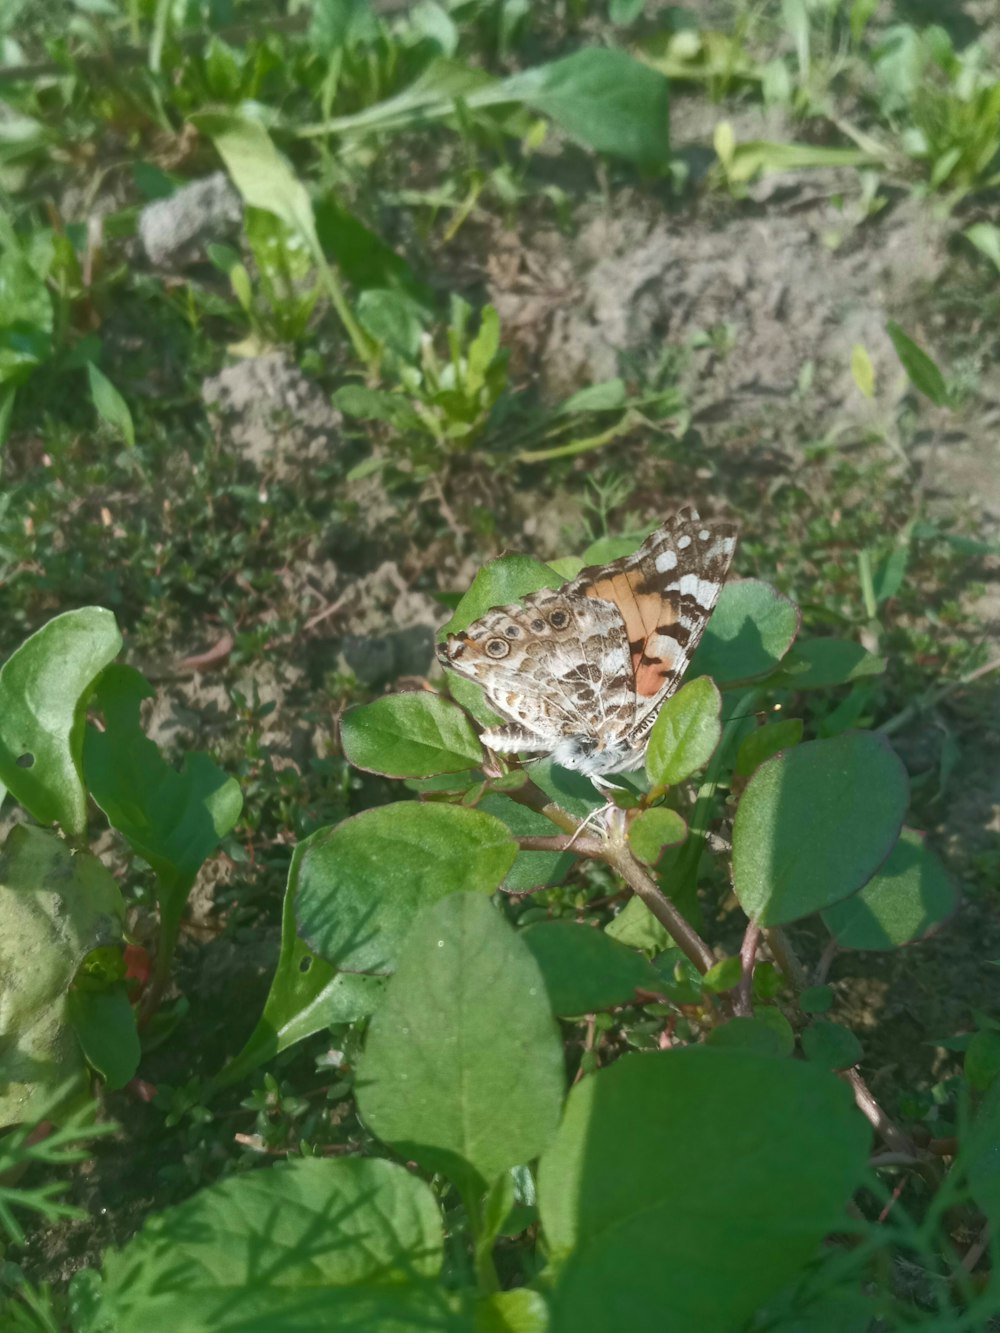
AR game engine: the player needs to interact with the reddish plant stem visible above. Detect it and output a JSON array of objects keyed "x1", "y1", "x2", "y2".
[
  {"x1": 515, "y1": 834, "x2": 603, "y2": 856},
  {"x1": 735, "y1": 921, "x2": 761, "y2": 1017},
  {"x1": 505, "y1": 777, "x2": 718, "y2": 976}
]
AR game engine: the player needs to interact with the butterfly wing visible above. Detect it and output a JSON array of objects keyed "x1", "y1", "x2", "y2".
[
  {"x1": 436, "y1": 587, "x2": 634, "y2": 754},
  {"x1": 564, "y1": 506, "x2": 738, "y2": 744}
]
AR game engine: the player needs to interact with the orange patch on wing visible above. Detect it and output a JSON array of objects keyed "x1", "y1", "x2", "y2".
[{"x1": 580, "y1": 571, "x2": 678, "y2": 695}]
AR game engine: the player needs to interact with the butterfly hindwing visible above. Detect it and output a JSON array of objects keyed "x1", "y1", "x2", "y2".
[{"x1": 565, "y1": 507, "x2": 737, "y2": 728}]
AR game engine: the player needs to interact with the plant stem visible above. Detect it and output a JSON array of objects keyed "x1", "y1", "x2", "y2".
[
  {"x1": 877, "y1": 655, "x2": 1000, "y2": 738},
  {"x1": 735, "y1": 921, "x2": 761, "y2": 1016},
  {"x1": 515, "y1": 834, "x2": 603, "y2": 856}
]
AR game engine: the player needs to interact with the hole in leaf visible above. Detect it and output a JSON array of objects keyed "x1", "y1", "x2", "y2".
[
  {"x1": 299, "y1": 956, "x2": 312, "y2": 973},
  {"x1": 16, "y1": 753, "x2": 34, "y2": 769}
]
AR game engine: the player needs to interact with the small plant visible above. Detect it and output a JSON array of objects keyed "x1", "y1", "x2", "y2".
[
  {"x1": 0, "y1": 609, "x2": 241, "y2": 1131},
  {"x1": 57, "y1": 524, "x2": 1000, "y2": 1329}
]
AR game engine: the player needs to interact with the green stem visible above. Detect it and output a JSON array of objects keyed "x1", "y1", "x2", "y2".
[
  {"x1": 461, "y1": 1184, "x2": 500, "y2": 1295},
  {"x1": 310, "y1": 243, "x2": 377, "y2": 371}
]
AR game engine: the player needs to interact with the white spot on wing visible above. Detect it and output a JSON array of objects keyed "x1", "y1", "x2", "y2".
[
  {"x1": 655, "y1": 549, "x2": 678, "y2": 572},
  {"x1": 698, "y1": 529, "x2": 710, "y2": 541},
  {"x1": 679, "y1": 573, "x2": 718, "y2": 604},
  {"x1": 677, "y1": 534, "x2": 692, "y2": 550}
]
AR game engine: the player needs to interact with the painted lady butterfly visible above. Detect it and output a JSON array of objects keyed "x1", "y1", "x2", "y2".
[{"x1": 438, "y1": 506, "x2": 737, "y2": 780}]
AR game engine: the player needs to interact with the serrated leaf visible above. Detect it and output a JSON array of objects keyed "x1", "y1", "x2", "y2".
[
  {"x1": 645, "y1": 676, "x2": 722, "y2": 787},
  {"x1": 357, "y1": 893, "x2": 564, "y2": 1189},
  {"x1": 341, "y1": 693, "x2": 483, "y2": 777},
  {"x1": 294, "y1": 803, "x2": 517, "y2": 974}
]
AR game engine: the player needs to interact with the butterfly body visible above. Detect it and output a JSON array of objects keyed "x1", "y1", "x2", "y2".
[{"x1": 438, "y1": 508, "x2": 738, "y2": 778}]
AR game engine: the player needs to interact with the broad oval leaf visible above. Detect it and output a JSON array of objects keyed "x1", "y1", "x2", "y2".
[
  {"x1": 771, "y1": 638, "x2": 885, "y2": 690},
  {"x1": 627, "y1": 807, "x2": 688, "y2": 865},
  {"x1": 501, "y1": 48, "x2": 670, "y2": 168},
  {"x1": 0, "y1": 825, "x2": 124, "y2": 1126},
  {"x1": 357, "y1": 893, "x2": 565, "y2": 1189},
  {"x1": 735, "y1": 718, "x2": 804, "y2": 778},
  {"x1": 886, "y1": 320, "x2": 949, "y2": 406},
  {"x1": 215, "y1": 869, "x2": 386, "y2": 1091},
  {"x1": 801, "y1": 1020, "x2": 863, "y2": 1071},
  {"x1": 538, "y1": 1049, "x2": 869, "y2": 1333},
  {"x1": 0, "y1": 607, "x2": 121, "y2": 835},
  {"x1": 295, "y1": 802, "x2": 517, "y2": 973},
  {"x1": 66, "y1": 986, "x2": 140, "y2": 1091},
  {"x1": 341, "y1": 692, "x2": 482, "y2": 777},
  {"x1": 820, "y1": 827, "x2": 957, "y2": 950},
  {"x1": 706, "y1": 1014, "x2": 791, "y2": 1057},
  {"x1": 645, "y1": 676, "x2": 721, "y2": 786},
  {"x1": 521, "y1": 921, "x2": 660, "y2": 1015},
  {"x1": 84, "y1": 665, "x2": 243, "y2": 936},
  {"x1": 732, "y1": 732, "x2": 909, "y2": 925},
  {"x1": 440, "y1": 555, "x2": 563, "y2": 638},
  {"x1": 99, "y1": 1156, "x2": 446, "y2": 1331},
  {"x1": 690, "y1": 580, "x2": 800, "y2": 685}
]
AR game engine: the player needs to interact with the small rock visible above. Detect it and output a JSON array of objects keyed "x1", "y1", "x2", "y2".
[{"x1": 139, "y1": 172, "x2": 243, "y2": 267}]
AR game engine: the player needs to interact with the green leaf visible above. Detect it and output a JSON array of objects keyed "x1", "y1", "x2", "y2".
[
  {"x1": 479, "y1": 793, "x2": 574, "y2": 893},
  {"x1": 100, "y1": 1157, "x2": 451, "y2": 1330},
  {"x1": 965, "y1": 1031, "x2": 1000, "y2": 1093},
  {"x1": 801, "y1": 1020, "x2": 863, "y2": 1071},
  {"x1": 645, "y1": 676, "x2": 722, "y2": 786},
  {"x1": 556, "y1": 378, "x2": 626, "y2": 415},
  {"x1": 341, "y1": 693, "x2": 483, "y2": 778},
  {"x1": 520, "y1": 921, "x2": 660, "y2": 1015},
  {"x1": 357, "y1": 288, "x2": 426, "y2": 359},
  {"x1": 702, "y1": 956, "x2": 742, "y2": 994},
  {"x1": 0, "y1": 247, "x2": 53, "y2": 385},
  {"x1": 732, "y1": 733, "x2": 908, "y2": 925},
  {"x1": 66, "y1": 985, "x2": 140, "y2": 1091},
  {"x1": 83, "y1": 666, "x2": 243, "y2": 939},
  {"x1": 198, "y1": 113, "x2": 313, "y2": 248},
  {"x1": 538, "y1": 1049, "x2": 869, "y2": 1333},
  {"x1": 886, "y1": 320, "x2": 949, "y2": 407},
  {"x1": 357, "y1": 893, "x2": 565, "y2": 1189},
  {"x1": 800, "y1": 985, "x2": 834, "y2": 1014},
  {"x1": 440, "y1": 555, "x2": 563, "y2": 639},
  {"x1": 214, "y1": 867, "x2": 386, "y2": 1091},
  {"x1": 627, "y1": 807, "x2": 688, "y2": 865},
  {"x1": 0, "y1": 607, "x2": 122, "y2": 835},
  {"x1": 500, "y1": 49, "x2": 670, "y2": 168},
  {"x1": 86, "y1": 362, "x2": 135, "y2": 448},
  {"x1": 605, "y1": 896, "x2": 672, "y2": 953},
  {"x1": 735, "y1": 719, "x2": 804, "y2": 777},
  {"x1": 965, "y1": 1079, "x2": 1000, "y2": 1235},
  {"x1": 706, "y1": 1014, "x2": 792, "y2": 1057},
  {"x1": 769, "y1": 638, "x2": 885, "y2": 690},
  {"x1": 691, "y1": 580, "x2": 800, "y2": 685},
  {"x1": 964, "y1": 221, "x2": 1000, "y2": 273},
  {"x1": 295, "y1": 803, "x2": 517, "y2": 974},
  {"x1": 851, "y1": 343, "x2": 875, "y2": 399},
  {"x1": 477, "y1": 1288, "x2": 548, "y2": 1333},
  {"x1": 0, "y1": 825, "x2": 124, "y2": 1126},
  {"x1": 820, "y1": 827, "x2": 957, "y2": 950},
  {"x1": 527, "y1": 757, "x2": 605, "y2": 819}
]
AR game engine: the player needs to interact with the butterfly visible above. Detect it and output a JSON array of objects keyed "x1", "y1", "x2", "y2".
[{"x1": 437, "y1": 506, "x2": 738, "y2": 782}]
